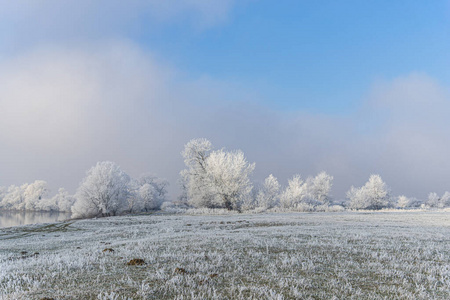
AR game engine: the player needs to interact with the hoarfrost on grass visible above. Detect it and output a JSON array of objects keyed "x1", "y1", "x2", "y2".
[{"x1": 1, "y1": 211, "x2": 450, "y2": 299}]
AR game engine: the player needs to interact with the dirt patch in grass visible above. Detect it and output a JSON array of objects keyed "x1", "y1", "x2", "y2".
[
  {"x1": 174, "y1": 267, "x2": 187, "y2": 274},
  {"x1": 127, "y1": 258, "x2": 145, "y2": 266}
]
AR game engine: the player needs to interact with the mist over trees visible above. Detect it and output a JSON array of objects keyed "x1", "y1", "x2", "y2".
[
  {"x1": 2, "y1": 138, "x2": 450, "y2": 218},
  {"x1": 178, "y1": 138, "x2": 450, "y2": 212},
  {"x1": 0, "y1": 162, "x2": 168, "y2": 218},
  {"x1": 179, "y1": 138, "x2": 335, "y2": 211}
]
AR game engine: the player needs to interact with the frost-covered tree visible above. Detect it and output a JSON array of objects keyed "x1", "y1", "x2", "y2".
[
  {"x1": 0, "y1": 181, "x2": 50, "y2": 211},
  {"x1": 0, "y1": 182, "x2": 74, "y2": 212},
  {"x1": 52, "y1": 188, "x2": 76, "y2": 212},
  {"x1": 255, "y1": 174, "x2": 280, "y2": 209},
  {"x1": 181, "y1": 138, "x2": 255, "y2": 210},
  {"x1": 426, "y1": 191, "x2": 450, "y2": 208},
  {"x1": 279, "y1": 172, "x2": 333, "y2": 209},
  {"x1": 363, "y1": 175, "x2": 391, "y2": 209},
  {"x1": 0, "y1": 184, "x2": 27, "y2": 210},
  {"x1": 396, "y1": 195, "x2": 422, "y2": 209},
  {"x1": 427, "y1": 192, "x2": 440, "y2": 208},
  {"x1": 23, "y1": 180, "x2": 50, "y2": 211},
  {"x1": 136, "y1": 174, "x2": 168, "y2": 210},
  {"x1": 125, "y1": 174, "x2": 168, "y2": 213},
  {"x1": 137, "y1": 183, "x2": 157, "y2": 211},
  {"x1": 124, "y1": 180, "x2": 142, "y2": 213},
  {"x1": 307, "y1": 172, "x2": 333, "y2": 205},
  {"x1": 280, "y1": 175, "x2": 308, "y2": 208},
  {"x1": 347, "y1": 174, "x2": 390, "y2": 210},
  {"x1": 181, "y1": 138, "x2": 214, "y2": 208},
  {"x1": 346, "y1": 186, "x2": 364, "y2": 209},
  {"x1": 36, "y1": 196, "x2": 58, "y2": 211},
  {"x1": 72, "y1": 161, "x2": 131, "y2": 218},
  {"x1": 205, "y1": 149, "x2": 255, "y2": 210},
  {"x1": 0, "y1": 186, "x2": 14, "y2": 210},
  {"x1": 440, "y1": 192, "x2": 450, "y2": 208},
  {"x1": 396, "y1": 195, "x2": 410, "y2": 209}
]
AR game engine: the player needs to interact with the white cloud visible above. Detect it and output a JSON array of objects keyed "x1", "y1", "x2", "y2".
[
  {"x1": 0, "y1": 0, "x2": 236, "y2": 52},
  {"x1": 1, "y1": 41, "x2": 449, "y2": 200}
]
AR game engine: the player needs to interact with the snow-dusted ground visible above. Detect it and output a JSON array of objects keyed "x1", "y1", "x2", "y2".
[{"x1": 1, "y1": 211, "x2": 450, "y2": 299}]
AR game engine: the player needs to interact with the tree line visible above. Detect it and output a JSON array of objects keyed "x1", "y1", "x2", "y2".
[
  {"x1": 0, "y1": 162, "x2": 168, "y2": 218},
  {"x1": 179, "y1": 138, "x2": 450, "y2": 211},
  {"x1": 0, "y1": 138, "x2": 449, "y2": 218}
]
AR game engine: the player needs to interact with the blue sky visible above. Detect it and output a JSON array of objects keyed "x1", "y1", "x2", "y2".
[
  {"x1": 132, "y1": 0, "x2": 450, "y2": 112},
  {"x1": 3, "y1": 0, "x2": 449, "y2": 112},
  {"x1": 1, "y1": 1, "x2": 450, "y2": 199}
]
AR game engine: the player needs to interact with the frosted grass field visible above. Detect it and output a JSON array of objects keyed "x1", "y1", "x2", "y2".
[{"x1": 1, "y1": 211, "x2": 450, "y2": 299}]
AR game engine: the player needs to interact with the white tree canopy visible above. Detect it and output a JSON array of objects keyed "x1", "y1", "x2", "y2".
[
  {"x1": 53, "y1": 188, "x2": 76, "y2": 212},
  {"x1": 255, "y1": 174, "x2": 280, "y2": 209},
  {"x1": 280, "y1": 175, "x2": 307, "y2": 208},
  {"x1": 308, "y1": 172, "x2": 333, "y2": 205},
  {"x1": 181, "y1": 138, "x2": 255, "y2": 210},
  {"x1": 347, "y1": 174, "x2": 390, "y2": 210},
  {"x1": 23, "y1": 180, "x2": 50, "y2": 211},
  {"x1": 72, "y1": 161, "x2": 131, "y2": 218},
  {"x1": 426, "y1": 191, "x2": 450, "y2": 208},
  {"x1": 0, "y1": 181, "x2": 55, "y2": 211},
  {"x1": 396, "y1": 195, "x2": 411, "y2": 208},
  {"x1": 137, "y1": 174, "x2": 168, "y2": 211},
  {"x1": 279, "y1": 172, "x2": 333, "y2": 209}
]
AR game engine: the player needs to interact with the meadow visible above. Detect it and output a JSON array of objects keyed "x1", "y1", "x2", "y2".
[{"x1": 1, "y1": 211, "x2": 449, "y2": 299}]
